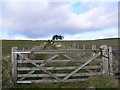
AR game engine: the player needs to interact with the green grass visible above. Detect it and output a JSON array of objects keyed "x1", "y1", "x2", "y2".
[
  {"x1": 2, "y1": 38, "x2": 119, "y2": 56},
  {"x1": 85, "y1": 75, "x2": 118, "y2": 88},
  {"x1": 2, "y1": 40, "x2": 45, "y2": 56}
]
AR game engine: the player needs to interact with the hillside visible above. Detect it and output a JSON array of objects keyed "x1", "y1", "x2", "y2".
[{"x1": 2, "y1": 38, "x2": 119, "y2": 56}]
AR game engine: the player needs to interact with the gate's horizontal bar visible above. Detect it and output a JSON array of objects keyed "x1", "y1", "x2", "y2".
[
  {"x1": 13, "y1": 49, "x2": 99, "y2": 54},
  {"x1": 17, "y1": 72, "x2": 102, "y2": 77},
  {"x1": 17, "y1": 59, "x2": 101, "y2": 63},
  {"x1": 17, "y1": 81, "x2": 32, "y2": 83},
  {"x1": 13, "y1": 51, "x2": 31, "y2": 54},
  {"x1": 17, "y1": 66, "x2": 101, "y2": 71},
  {"x1": 17, "y1": 78, "x2": 88, "y2": 83}
]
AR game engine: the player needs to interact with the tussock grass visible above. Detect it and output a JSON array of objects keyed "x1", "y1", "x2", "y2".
[
  {"x1": 84, "y1": 75, "x2": 118, "y2": 88},
  {"x1": 2, "y1": 57, "x2": 13, "y2": 88}
]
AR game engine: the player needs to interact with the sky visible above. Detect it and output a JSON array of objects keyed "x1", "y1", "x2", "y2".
[{"x1": 0, "y1": 0, "x2": 119, "y2": 40}]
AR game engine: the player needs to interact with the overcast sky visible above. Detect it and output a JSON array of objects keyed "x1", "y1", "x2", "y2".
[{"x1": 0, "y1": 0, "x2": 118, "y2": 40}]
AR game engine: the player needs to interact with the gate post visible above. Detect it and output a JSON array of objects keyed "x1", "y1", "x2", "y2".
[
  {"x1": 108, "y1": 47, "x2": 113, "y2": 75},
  {"x1": 100, "y1": 45, "x2": 109, "y2": 75},
  {"x1": 12, "y1": 47, "x2": 18, "y2": 83}
]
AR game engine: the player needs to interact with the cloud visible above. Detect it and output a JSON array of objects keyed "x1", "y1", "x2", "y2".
[
  {"x1": 1, "y1": 1, "x2": 118, "y2": 40},
  {"x1": 64, "y1": 27, "x2": 118, "y2": 40}
]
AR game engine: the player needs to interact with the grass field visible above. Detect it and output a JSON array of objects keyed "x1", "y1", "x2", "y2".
[
  {"x1": 1, "y1": 38, "x2": 120, "y2": 89},
  {"x1": 2, "y1": 38, "x2": 119, "y2": 56}
]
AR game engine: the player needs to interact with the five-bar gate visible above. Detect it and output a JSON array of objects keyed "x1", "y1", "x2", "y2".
[{"x1": 11, "y1": 45, "x2": 113, "y2": 83}]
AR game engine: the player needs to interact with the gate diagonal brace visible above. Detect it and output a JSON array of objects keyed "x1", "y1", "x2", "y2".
[
  {"x1": 62, "y1": 52, "x2": 101, "y2": 82},
  {"x1": 18, "y1": 53, "x2": 61, "y2": 81},
  {"x1": 62, "y1": 54, "x2": 74, "y2": 60}
]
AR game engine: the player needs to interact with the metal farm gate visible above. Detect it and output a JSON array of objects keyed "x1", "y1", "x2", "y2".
[{"x1": 11, "y1": 45, "x2": 113, "y2": 83}]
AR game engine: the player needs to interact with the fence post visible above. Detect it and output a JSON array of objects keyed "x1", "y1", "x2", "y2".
[
  {"x1": 74, "y1": 43, "x2": 76, "y2": 49},
  {"x1": 70, "y1": 44, "x2": 72, "y2": 49},
  {"x1": 100, "y1": 45, "x2": 109, "y2": 75},
  {"x1": 83, "y1": 45, "x2": 85, "y2": 55},
  {"x1": 83, "y1": 45, "x2": 85, "y2": 50},
  {"x1": 108, "y1": 47, "x2": 113, "y2": 75},
  {"x1": 91, "y1": 45, "x2": 96, "y2": 57},
  {"x1": 12, "y1": 47, "x2": 18, "y2": 83}
]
